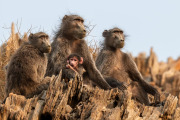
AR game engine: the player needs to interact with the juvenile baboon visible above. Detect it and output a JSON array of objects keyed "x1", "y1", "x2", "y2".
[
  {"x1": 46, "y1": 14, "x2": 111, "y2": 89},
  {"x1": 95, "y1": 27, "x2": 160, "y2": 105},
  {"x1": 62, "y1": 53, "x2": 84, "y2": 79},
  {"x1": 5, "y1": 32, "x2": 51, "y2": 98},
  {"x1": 64, "y1": 53, "x2": 127, "y2": 90}
]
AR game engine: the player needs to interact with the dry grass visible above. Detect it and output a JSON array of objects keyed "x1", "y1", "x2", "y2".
[
  {"x1": 0, "y1": 23, "x2": 28, "y2": 100},
  {"x1": 175, "y1": 58, "x2": 180, "y2": 71}
]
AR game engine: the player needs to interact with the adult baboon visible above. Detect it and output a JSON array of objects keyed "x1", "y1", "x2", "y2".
[
  {"x1": 46, "y1": 14, "x2": 111, "y2": 89},
  {"x1": 5, "y1": 32, "x2": 51, "y2": 98},
  {"x1": 95, "y1": 27, "x2": 160, "y2": 105}
]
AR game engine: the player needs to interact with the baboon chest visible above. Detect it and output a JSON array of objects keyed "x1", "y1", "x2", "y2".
[
  {"x1": 108, "y1": 53, "x2": 129, "y2": 83},
  {"x1": 70, "y1": 40, "x2": 82, "y2": 53},
  {"x1": 37, "y1": 56, "x2": 47, "y2": 79}
]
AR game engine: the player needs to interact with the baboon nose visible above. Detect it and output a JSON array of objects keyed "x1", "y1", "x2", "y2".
[
  {"x1": 48, "y1": 45, "x2": 51, "y2": 49},
  {"x1": 83, "y1": 29, "x2": 86, "y2": 33},
  {"x1": 121, "y1": 40, "x2": 124, "y2": 42}
]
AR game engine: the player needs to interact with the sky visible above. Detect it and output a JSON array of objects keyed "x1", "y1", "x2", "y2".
[{"x1": 0, "y1": 0, "x2": 180, "y2": 62}]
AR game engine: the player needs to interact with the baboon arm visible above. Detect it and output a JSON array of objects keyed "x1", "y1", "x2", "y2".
[
  {"x1": 26, "y1": 77, "x2": 50, "y2": 98},
  {"x1": 78, "y1": 41, "x2": 111, "y2": 90},
  {"x1": 48, "y1": 38, "x2": 69, "y2": 76},
  {"x1": 124, "y1": 53, "x2": 160, "y2": 103},
  {"x1": 95, "y1": 50, "x2": 112, "y2": 73},
  {"x1": 26, "y1": 83, "x2": 49, "y2": 98}
]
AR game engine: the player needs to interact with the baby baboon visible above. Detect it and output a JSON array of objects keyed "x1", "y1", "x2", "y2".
[
  {"x1": 46, "y1": 14, "x2": 111, "y2": 90},
  {"x1": 64, "y1": 53, "x2": 127, "y2": 90},
  {"x1": 5, "y1": 32, "x2": 51, "y2": 98},
  {"x1": 62, "y1": 53, "x2": 84, "y2": 79},
  {"x1": 95, "y1": 27, "x2": 160, "y2": 105}
]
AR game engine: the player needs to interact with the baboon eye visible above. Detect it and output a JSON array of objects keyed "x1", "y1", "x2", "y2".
[
  {"x1": 113, "y1": 31, "x2": 122, "y2": 34},
  {"x1": 39, "y1": 35, "x2": 48, "y2": 39},
  {"x1": 74, "y1": 19, "x2": 83, "y2": 23},
  {"x1": 39, "y1": 36, "x2": 45, "y2": 39},
  {"x1": 120, "y1": 31, "x2": 123, "y2": 34}
]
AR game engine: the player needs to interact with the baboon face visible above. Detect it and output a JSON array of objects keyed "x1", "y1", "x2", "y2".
[
  {"x1": 62, "y1": 15, "x2": 86, "y2": 39},
  {"x1": 68, "y1": 57, "x2": 79, "y2": 69},
  {"x1": 67, "y1": 54, "x2": 83, "y2": 70},
  {"x1": 29, "y1": 32, "x2": 51, "y2": 53},
  {"x1": 103, "y1": 28, "x2": 125, "y2": 49}
]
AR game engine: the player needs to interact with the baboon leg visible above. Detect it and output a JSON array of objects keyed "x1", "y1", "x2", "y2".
[
  {"x1": 130, "y1": 82, "x2": 150, "y2": 105},
  {"x1": 124, "y1": 54, "x2": 160, "y2": 104},
  {"x1": 26, "y1": 77, "x2": 51, "y2": 98},
  {"x1": 26, "y1": 83, "x2": 49, "y2": 98},
  {"x1": 105, "y1": 77, "x2": 127, "y2": 90}
]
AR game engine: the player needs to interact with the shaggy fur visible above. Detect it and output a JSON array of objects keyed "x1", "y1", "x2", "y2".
[
  {"x1": 5, "y1": 32, "x2": 51, "y2": 98},
  {"x1": 96, "y1": 28, "x2": 160, "y2": 105},
  {"x1": 46, "y1": 14, "x2": 111, "y2": 89}
]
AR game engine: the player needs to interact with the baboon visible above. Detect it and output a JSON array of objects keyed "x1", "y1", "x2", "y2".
[
  {"x1": 62, "y1": 53, "x2": 84, "y2": 79},
  {"x1": 64, "y1": 53, "x2": 127, "y2": 90},
  {"x1": 46, "y1": 14, "x2": 111, "y2": 90},
  {"x1": 95, "y1": 27, "x2": 160, "y2": 105},
  {"x1": 5, "y1": 32, "x2": 51, "y2": 98}
]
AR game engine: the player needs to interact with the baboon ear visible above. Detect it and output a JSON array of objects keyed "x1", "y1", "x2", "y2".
[
  {"x1": 63, "y1": 15, "x2": 69, "y2": 21},
  {"x1": 102, "y1": 30, "x2": 109, "y2": 37},
  {"x1": 28, "y1": 33, "x2": 33, "y2": 40},
  {"x1": 67, "y1": 60, "x2": 70, "y2": 64},
  {"x1": 79, "y1": 57, "x2": 83, "y2": 64}
]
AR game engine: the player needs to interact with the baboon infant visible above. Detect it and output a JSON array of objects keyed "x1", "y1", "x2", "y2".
[
  {"x1": 5, "y1": 32, "x2": 51, "y2": 98},
  {"x1": 64, "y1": 53, "x2": 127, "y2": 90},
  {"x1": 95, "y1": 28, "x2": 160, "y2": 105},
  {"x1": 46, "y1": 14, "x2": 111, "y2": 90},
  {"x1": 62, "y1": 53, "x2": 84, "y2": 79}
]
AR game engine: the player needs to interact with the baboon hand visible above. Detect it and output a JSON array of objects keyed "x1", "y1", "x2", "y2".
[
  {"x1": 154, "y1": 91, "x2": 160, "y2": 104},
  {"x1": 118, "y1": 82, "x2": 128, "y2": 90},
  {"x1": 63, "y1": 69, "x2": 77, "y2": 80}
]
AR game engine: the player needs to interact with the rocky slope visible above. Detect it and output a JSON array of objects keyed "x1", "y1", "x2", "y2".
[{"x1": 0, "y1": 72, "x2": 179, "y2": 120}]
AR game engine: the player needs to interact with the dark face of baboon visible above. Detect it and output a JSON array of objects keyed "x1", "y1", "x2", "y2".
[
  {"x1": 103, "y1": 28, "x2": 125, "y2": 49},
  {"x1": 29, "y1": 32, "x2": 51, "y2": 53},
  {"x1": 60, "y1": 15, "x2": 86, "y2": 39}
]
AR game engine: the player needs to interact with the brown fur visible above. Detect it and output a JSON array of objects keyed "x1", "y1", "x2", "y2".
[
  {"x1": 96, "y1": 27, "x2": 160, "y2": 105},
  {"x1": 46, "y1": 14, "x2": 111, "y2": 89},
  {"x1": 5, "y1": 32, "x2": 51, "y2": 98}
]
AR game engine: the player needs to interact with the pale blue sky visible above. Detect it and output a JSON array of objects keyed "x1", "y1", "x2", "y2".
[{"x1": 0, "y1": 0, "x2": 180, "y2": 61}]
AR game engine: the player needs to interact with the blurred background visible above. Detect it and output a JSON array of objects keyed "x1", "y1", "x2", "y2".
[{"x1": 0, "y1": 0, "x2": 180, "y2": 62}]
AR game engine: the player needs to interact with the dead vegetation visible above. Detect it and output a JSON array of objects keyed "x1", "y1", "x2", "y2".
[
  {"x1": 0, "y1": 71, "x2": 180, "y2": 120},
  {"x1": 134, "y1": 47, "x2": 180, "y2": 106},
  {"x1": 0, "y1": 23, "x2": 28, "y2": 100}
]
